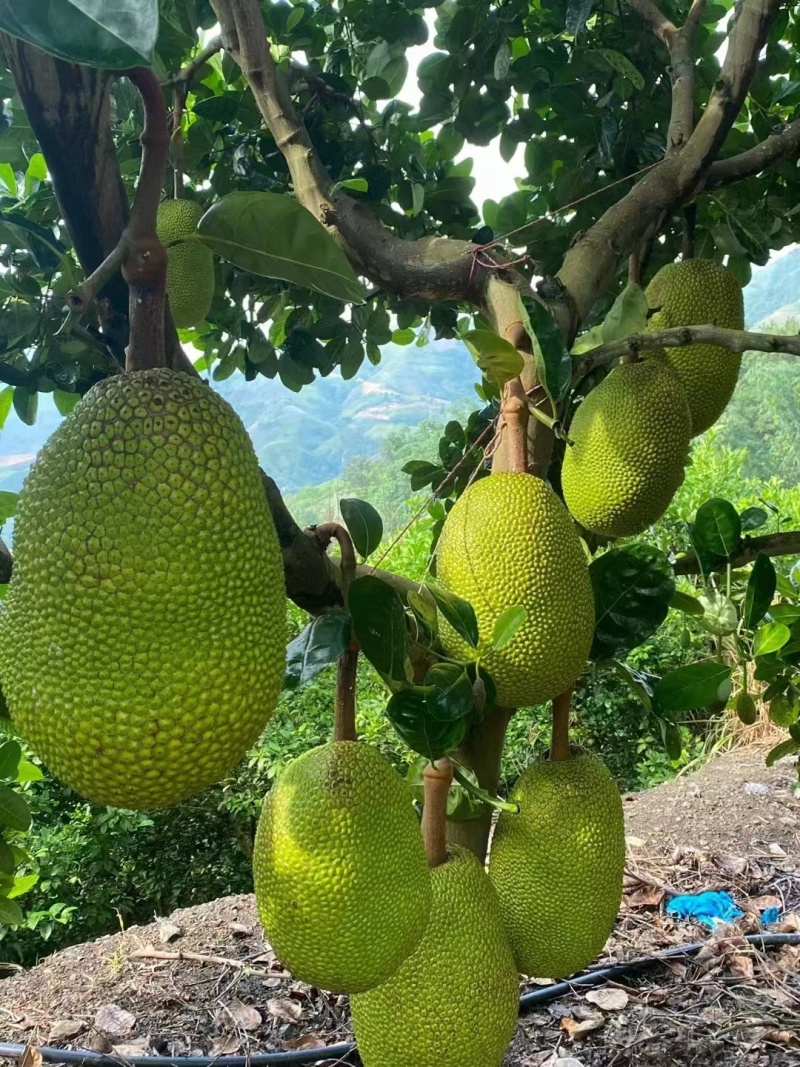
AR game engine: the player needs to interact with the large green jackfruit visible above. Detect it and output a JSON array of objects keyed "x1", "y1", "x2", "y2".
[
  {"x1": 0, "y1": 369, "x2": 285, "y2": 809},
  {"x1": 156, "y1": 199, "x2": 215, "y2": 329},
  {"x1": 561, "y1": 360, "x2": 692, "y2": 538},
  {"x1": 645, "y1": 258, "x2": 744, "y2": 435},
  {"x1": 435, "y1": 472, "x2": 594, "y2": 708},
  {"x1": 253, "y1": 741, "x2": 432, "y2": 993},
  {"x1": 488, "y1": 751, "x2": 625, "y2": 979},
  {"x1": 351, "y1": 844, "x2": 519, "y2": 1067}
]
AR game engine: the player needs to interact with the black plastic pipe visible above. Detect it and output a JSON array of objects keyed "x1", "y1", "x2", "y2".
[{"x1": 1, "y1": 931, "x2": 796, "y2": 1067}]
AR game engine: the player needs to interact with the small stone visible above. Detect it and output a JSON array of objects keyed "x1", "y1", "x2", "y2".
[
  {"x1": 229, "y1": 922, "x2": 253, "y2": 937},
  {"x1": 157, "y1": 922, "x2": 182, "y2": 944},
  {"x1": 745, "y1": 782, "x2": 771, "y2": 796},
  {"x1": 769, "y1": 842, "x2": 788, "y2": 857},
  {"x1": 585, "y1": 988, "x2": 629, "y2": 1011},
  {"x1": 94, "y1": 1004, "x2": 136, "y2": 1038},
  {"x1": 48, "y1": 1020, "x2": 84, "y2": 1042}
]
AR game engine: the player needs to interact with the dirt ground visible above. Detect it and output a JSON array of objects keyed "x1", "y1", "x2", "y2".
[{"x1": 0, "y1": 745, "x2": 798, "y2": 1067}]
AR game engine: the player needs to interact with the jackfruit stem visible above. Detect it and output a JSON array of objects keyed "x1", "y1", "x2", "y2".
[
  {"x1": 122, "y1": 68, "x2": 171, "y2": 372},
  {"x1": 422, "y1": 757, "x2": 454, "y2": 869},
  {"x1": 314, "y1": 522, "x2": 359, "y2": 742},
  {"x1": 498, "y1": 380, "x2": 529, "y2": 474},
  {"x1": 550, "y1": 688, "x2": 572, "y2": 762}
]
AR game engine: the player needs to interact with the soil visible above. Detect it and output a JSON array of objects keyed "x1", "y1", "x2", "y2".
[{"x1": 1, "y1": 745, "x2": 798, "y2": 1067}]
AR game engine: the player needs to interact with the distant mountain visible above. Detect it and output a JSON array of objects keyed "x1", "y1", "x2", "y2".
[{"x1": 744, "y1": 246, "x2": 800, "y2": 327}]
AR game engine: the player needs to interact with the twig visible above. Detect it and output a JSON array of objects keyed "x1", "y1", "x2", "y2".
[
  {"x1": 66, "y1": 240, "x2": 129, "y2": 315},
  {"x1": 674, "y1": 529, "x2": 800, "y2": 575},
  {"x1": 164, "y1": 36, "x2": 223, "y2": 87},
  {"x1": 313, "y1": 522, "x2": 358, "y2": 743},
  {"x1": 575, "y1": 324, "x2": 800, "y2": 379},
  {"x1": 422, "y1": 757, "x2": 453, "y2": 869},
  {"x1": 129, "y1": 948, "x2": 288, "y2": 978},
  {"x1": 626, "y1": 0, "x2": 678, "y2": 47},
  {"x1": 707, "y1": 116, "x2": 800, "y2": 186}
]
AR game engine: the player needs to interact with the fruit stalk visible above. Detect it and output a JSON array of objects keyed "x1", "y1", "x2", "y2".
[
  {"x1": 550, "y1": 687, "x2": 572, "y2": 762},
  {"x1": 499, "y1": 378, "x2": 529, "y2": 475},
  {"x1": 422, "y1": 757, "x2": 454, "y2": 869},
  {"x1": 122, "y1": 68, "x2": 171, "y2": 373},
  {"x1": 315, "y1": 522, "x2": 359, "y2": 743}
]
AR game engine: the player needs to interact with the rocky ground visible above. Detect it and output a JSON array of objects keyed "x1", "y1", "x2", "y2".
[{"x1": 1, "y1": 745, "x2": 798, "y2": 1067}]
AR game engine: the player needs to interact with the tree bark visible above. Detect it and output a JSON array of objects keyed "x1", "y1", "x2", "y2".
[{"x1": 447, "y1": 707, "x2": 513, "y2": 862}]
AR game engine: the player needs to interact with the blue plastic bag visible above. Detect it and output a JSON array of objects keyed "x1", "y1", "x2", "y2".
[{"x1": 666, "y1": 891, "x2": 743, "y2": 927}]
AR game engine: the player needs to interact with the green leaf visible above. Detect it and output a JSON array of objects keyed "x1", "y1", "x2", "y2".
[
  {"x1": 53, "y1": 389, "x2": 80, "y2": 417},
  {"x1": 0, "y1": 895, "x2": 23, "y2": 925},
  {"x1": 0, "y1": 387, "x2": 13, "y2": 430},
  {"x1": 744, "y1": 553, "x2": 776, "y2": 630},
  {"x1": 0, "y1": 491, "x2": 17, "y2": 523},
  {"x1": 491, "y1": 605, "x2": 528, "y2": 651},
  {"x1": 407, "y1": 590, "x2": 439, "y2": 637},
  {"x1": 0, "y1": 0, "x2": 158, "y2": 69},
  {"x1": 14, "y1": 762, "x2": 43, "y2": 784},
  {"x1": 589, "y1": 545, "x2": 675, "y2": 661},
  {"x1": 0, "y1": 740, "x2": 21, "y2": 780},
  {"x1": 198, "y1": 191, "x2": 365, "y2": 303},
  {"x1": 424, "y1": 664, "x2": 474, "y2": 723},
  {"x1": 385, "y1": 689, "x2": 465, "y2": 760},
  {"x1": 406, "y1": 757, "x2": 483, "y2": 821},
  {"x1": 669, "y1": 590, "x2": 705, "y2": 617},
  {"x1": 462, "y1": 329, "x2": 524, "y2": 389},
  {"x1": 597, "y1": 48, "x2": 645, "y2": 90},
  {"x1": 601, "y1": 283, "x2": 648, "y2": 343},
  {"x1": 426, "y1": 583, "x2": 479, "y2": 649},
  {"x1": 7, "y1": 872, "x2": 37, "y2": 899},
  {"x1": 654, "y1": 661, "x2": 733, "y2": 714},
  {"x1": 768, "y1": 693, "x2": 798, "y2": 728},
  {"x1": 696, "y1": 591, "x2": 738, "y2": 636},
  {"x1": 566, "y1": 0, "x2": 594, "y2": 35},
  {"x1": 0, "y1": 163, "x2": 16, "y2": 197},
  {"x1": 692, "y1": 498, "x2": 742, "y2": 559},
  {"x1": 519, "y1": 297, "x2": 571, "y2": 405},
  {"x1": 493, "y1": 39, "x2": 510, "y2": 81},
  {"x1": 0, "y1": 784, "x2": 31, "y2": 832},
  {"x1": 740, "y1": 506, "x2": 769, "y2": 532},
  {"x1": 340, "y1": 498, "x2": 383, "y2": 560},
  {"x1": 12, "y1": 386, "x2": 37, "y2": 427},
  {"x1": 613, "y1": 661, "x2": 655, "y2": 712},
  {"x1": 0, "y1": 837, "x2": 14, "y2": 874},
  {"x1": 658, "y1": 720, "x2": 683, "y2": 762},
  {"x1": 765, "y1": 737, "x2": 800, "y2": 767},
  {"x1": 349, "y1": 575, "x2": 409, "y2": 683},
  {"x1": 754, "y1": 621, "x2": 791, "y2": 657},
  {"x1": 284, "y1": 610, "x2": 352, "y2": 690}
]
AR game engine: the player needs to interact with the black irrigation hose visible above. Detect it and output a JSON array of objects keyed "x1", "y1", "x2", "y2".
[{"x1": 1, "y1": 932, "x2": 797, "y2": 1067}]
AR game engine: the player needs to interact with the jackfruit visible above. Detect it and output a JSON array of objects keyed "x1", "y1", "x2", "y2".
[
  {"x1": 489, "y1": 751, "x2": 624, "y2": 979},
  {"x1": 156, "y1": 199, "x2": 215, "y2": 329},
  {"x1": 435, "y1": 472, "x2": 594, "y2": 709},
  {"x1": 351, "y1": 844, "x2": 519, "y2": 1067},
  {"x1": 0, "y1": 369, "x2": 285, "y2": 809},
  {"x1": 645, "y1": 259, "x2": 744, "y2": 435},
  {"x1": 253, "y1": 741, "x2": 432, "y2": 993},
  {"x1": 735, "y1": 692, "x2": 757, "y2": 725},
  {"x1": 561, "y1": 360, "x2": 691, "y2": 538}
]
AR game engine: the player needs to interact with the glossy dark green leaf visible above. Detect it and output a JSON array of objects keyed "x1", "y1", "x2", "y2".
[
  {"x1": 740, "y1": 506, "x2": 769, "y2": 532},
  {"x1": 491, "y1": 605, "x2": 527, "y2": 651},
  {"x1": 198, "y1": 192, "x2": 365, "y2": 303},
  {"x1": 423, "y1": 664, "x2": 474, "y2": 723},
  {"x1": 340, "y1": 498, "x2": 383, "y2": 560},
  {"x1": 692, "y1": 498, "x2": 742, "y2": 560},
  {"x1": 659, "y1": 720, "x2": 683, "y2": 761},
  {"x1": 349, "y1": 575, "x2": 409, "y2": 683},
  {"x1": 426, "y1": 583, "x2": 479, "y2": 649},
  {"x1": 0, "y1": 740, "x2": 21, "y2": 780},
  {"x1": 566, "y1": 0, "x2": 594, "y2": 35},
  {"x1": 669, "y1": 590, "x2": 705, "y2": 617},
  {"x1": 519, "y1": 296, "x2": 571, "y2": 404},
  {"x1": 753, "y1": 621, "x2": 791, "y2": 657},
  {"x1": 284, "y1": 610, "x2": 352, "y2": 690},
  {"x1": 589, "y1": 545, "x2": 675, "y2": 661},
  {"x1": 0, "y1": 0, "x2": 158, "y2": 69},
  {"x1": 462, "y1": 329, "x2": 524, "y2": 389},
  {"x1": 654, "y1": 660, "x2": 733, "y2": 714},
  {"x1": 768, "y1": 693, "x2": 798, "y2": 728},
  {"x1": 744, "y1": 553, "x2": 777, "y2": 630},
  {"x1": 0, "y1": 784, "x2": 31, "y2": 832},
  {"x1": 765, "y1": 737, "x2": 800, "y2": 767},
  {"x1": 0, "y1": 836, "x2": 14, "y2": 874},
  {"x1": 12, "y1": 387, "x2": 37, "y2": 427},
  {"x1": 0, "y1": 894, "x2": 23, "y2": 925},
  {"x1": 385, "y1": 689, "x2": 465, "y2": 760}
]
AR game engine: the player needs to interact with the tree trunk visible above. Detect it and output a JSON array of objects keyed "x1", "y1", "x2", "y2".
[{"x1": 447, "y1": 707, "x2": 513, "y2": 863}]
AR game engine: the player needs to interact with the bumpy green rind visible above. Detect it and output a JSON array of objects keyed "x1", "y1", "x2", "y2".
[
  {"x1": 561, "y1": 360, "x2": 692, "y2": 538},
  {"x1": 435, "y1": 472, "x2": 594, "y2": 708},
  {"x1": 645, "y1": 258, "x2": 744, "y2": 436},
  {"x1": 488, "y1": 751, "x2": 625, "y2": 979},
  {"x1": 0, "y1": 369, "x2": 285, "y2": 809},
  {"x1": 157, "y1": 200, "x2": 215, "y2": 329},
  {"x1": 351, "y1": 844, "x2": 519, "y2": 1067},
  {"x1": 253, "y1": 741, "x2": 432, "y2": 994}
]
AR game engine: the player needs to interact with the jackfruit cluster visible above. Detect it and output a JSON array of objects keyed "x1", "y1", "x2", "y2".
[
  {"x1": 489, "y1": 751, "x2": 625, "y2": 979},
  {"x1": 0, "y1": 369, "x2": 286, "y2": 809},
  {"x1": 253, "y1": 741, "x2": 432, "y2": 993},
  {"x1": 436, "y1": 472, "x2": 595, "y2": 708},
  {"x1": 156, "y1": 199, "x2": 215, "y2": 329}
]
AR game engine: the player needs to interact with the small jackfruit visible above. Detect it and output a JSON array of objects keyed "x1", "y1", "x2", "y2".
[
  {"x1": 351, "y1": 844, "x2": 519, "y2": 1067},
  {"x1": 435, "y1": 472, "x2": 594, "y2": 708},
  {"x1": 645, "y1": 259, "x2": 744, "y2": 435},
  {"x1": 489, "y1": 751, "x2": 624, "y2": 979},
  {"x1": 156, "y1": 199, "x2": 215, "y2": 329},
  {"x1": 561, "y1": 360, "x2": 692, "y2": 538},
  {"x1": 252, "y1": 741, "x2": 432, "y2": 994},
  {"x1": 735, "y1": 692, "x2": 758, "y2": 725},
  {"x1": 0, "y1": 369, "x2": 285, "y2": 809}
]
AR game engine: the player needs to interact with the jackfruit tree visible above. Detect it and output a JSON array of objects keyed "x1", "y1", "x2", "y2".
[{"x1": 0, "y1": 0, "x2": 800, "y2": 1060}]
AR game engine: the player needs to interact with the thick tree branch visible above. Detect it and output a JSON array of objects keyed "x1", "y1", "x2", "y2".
[
  {"x1": 667, "y1": 0, "x2": 706, "y2": 152},
  {"x1": 575, "y1": 324, "x2": 800, "y2": 379},
  {"x1": 674, "y1": 531, "x2": 800, "y2": 575},
  {"x1": 626, "y1": 0, "x2": 678, "y2": 45},
  {"x1": 707, "y1": 117, "x2": 800, "y2": 186}
]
